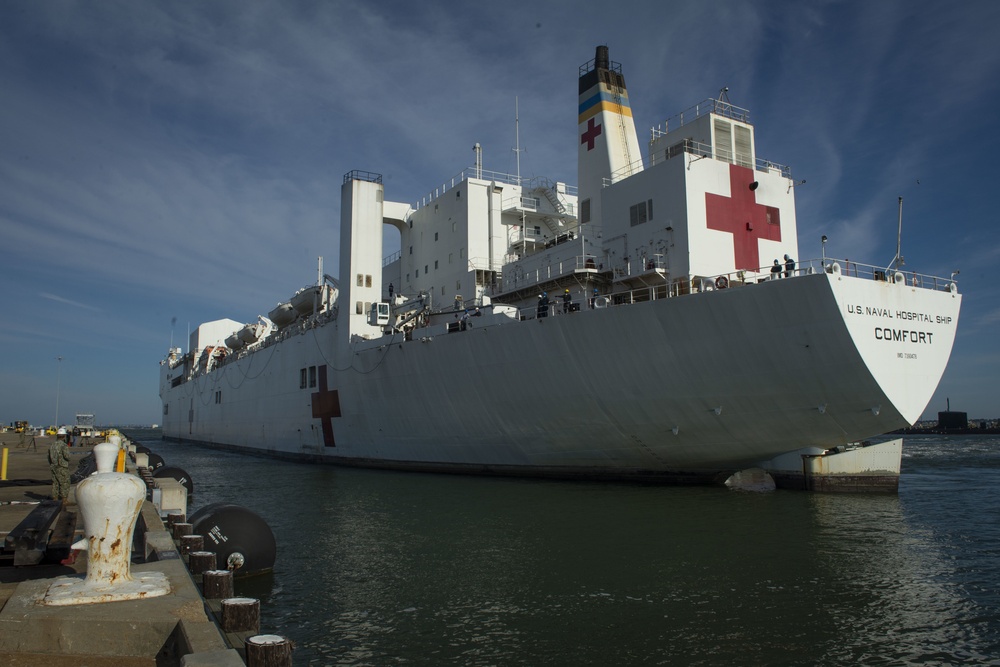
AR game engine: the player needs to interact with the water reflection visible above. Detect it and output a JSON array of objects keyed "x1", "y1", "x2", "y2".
[
  {"x1": 137, "y1": 432, "x2": 1000, "y2": 665},
  {"x1": 807, "y1": 493, "x2": 987, "y2": 663}
]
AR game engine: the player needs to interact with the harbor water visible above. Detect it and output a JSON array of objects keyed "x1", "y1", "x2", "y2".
[{"x1": 125, "y1": 430, "x2": 1000, "y2": 665}]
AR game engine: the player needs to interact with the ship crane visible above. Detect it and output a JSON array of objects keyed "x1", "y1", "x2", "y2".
[{"x1": 387, "y1": 291, "x2": 431, "y2": 333}]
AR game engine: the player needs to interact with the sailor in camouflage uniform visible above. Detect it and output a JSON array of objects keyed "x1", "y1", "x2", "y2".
[{"x1": 48, "y1": 435, "x2": 71, "y2": 503}]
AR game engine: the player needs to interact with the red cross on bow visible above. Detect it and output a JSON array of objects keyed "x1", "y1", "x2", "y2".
[
  {"x1": 705, "y1": 164, "x2": 781, "y2": 270},
  {"x1": 311, "y1": 365, "x2": 341, "y2": 447},
  {"x1": 581, "y1": 118, "x2": 602, "y2": 151}
]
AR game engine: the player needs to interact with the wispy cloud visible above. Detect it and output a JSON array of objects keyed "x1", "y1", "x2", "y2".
[
  {"x1": 979, "y1": 308, "x2": 1000, "y2": 326},
  {"x1": 40, "y1": 292, "x2": 102, "y2": 312}
]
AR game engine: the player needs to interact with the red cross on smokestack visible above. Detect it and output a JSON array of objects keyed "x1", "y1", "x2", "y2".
[{"x1": 581, "y1": 118, "x2": 602, "y2": 151}]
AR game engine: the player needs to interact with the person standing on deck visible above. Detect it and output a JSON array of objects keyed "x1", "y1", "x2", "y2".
[
  {"x1": 48, "y1": 434, "x2": 71, "y2": 504},
  {"x1": 537, "y1": 293, "x2": 550, "y2": 318},
  {"x1": 784, "y1": 254, "x2": 796, "y2": 278}
]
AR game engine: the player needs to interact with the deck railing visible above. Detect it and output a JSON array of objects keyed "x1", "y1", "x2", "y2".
[
  {"x1": 410, "y1": 167, "x2": 577, "y2": 212},
  {"x1": 606, "y1": 137, "x2": 792, "y2": 186},
  {"x1": 497, "y1": 256, "x2": 958, "y2": 321}
]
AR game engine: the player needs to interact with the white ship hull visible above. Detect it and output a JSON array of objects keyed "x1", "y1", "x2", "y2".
[
  {"x1": 160, "y1": 47, "x2": 961, "y2": 490},
  {"x1": 160, "y1": 271, "x2": 959, "y2": 484}
]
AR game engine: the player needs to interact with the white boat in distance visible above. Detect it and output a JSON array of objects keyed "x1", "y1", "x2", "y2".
[{"x1": 160, "y1": 47, "x2": 960, "y2": 491}]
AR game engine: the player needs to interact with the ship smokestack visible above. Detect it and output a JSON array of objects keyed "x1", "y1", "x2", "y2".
[
  {"x1": 577, "y1": 45, "x2": 643, "y2": 230},
  {"x1": 595, "y1": 45, "x2": 609, "y2": 71}
]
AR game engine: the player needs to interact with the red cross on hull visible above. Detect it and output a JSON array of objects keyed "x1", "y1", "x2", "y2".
[
  {"x1": 311, "y1": 365, "x2": 341, "y2": 447},
  {"x1": 705, "y1": 164, "x2": 781, "y2": 270}
]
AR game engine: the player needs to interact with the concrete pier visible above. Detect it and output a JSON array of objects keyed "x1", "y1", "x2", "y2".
[{"x1": 0, "y1": 433, "x2": 243, "y2": 666}]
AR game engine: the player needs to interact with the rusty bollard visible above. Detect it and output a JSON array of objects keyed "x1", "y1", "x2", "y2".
[{"x1": 44, "y1": 472, "x2": 170, "y2": 605}]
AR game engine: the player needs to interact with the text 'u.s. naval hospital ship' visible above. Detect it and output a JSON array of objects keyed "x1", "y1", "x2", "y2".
[{"x1": 160, "y1": 46, "x2": 961, "y2": 491}]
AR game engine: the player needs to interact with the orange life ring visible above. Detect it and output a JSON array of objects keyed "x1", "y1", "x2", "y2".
[{"x1": 715, "y1": 276, "x2": 729, "y2": 289}]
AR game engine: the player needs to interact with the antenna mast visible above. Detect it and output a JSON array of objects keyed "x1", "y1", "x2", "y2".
[
  {"x1": 513, "y1": 97, "x2": 523, "y2": 184},
  {"x1": 894, "y1": 196, "x2": 904, "y2": 270},
  {"x1": 513, "y1": 97, "x2": 526, "y2": 245}
]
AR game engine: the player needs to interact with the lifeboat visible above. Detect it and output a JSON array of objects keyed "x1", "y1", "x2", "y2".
[
  {"x1": 290, "y1": 286, "x2": 321, "y2": 315},
  {"x1": 268, "y1": 302, "x2": 297, "y2": 327},
  {"x1": 225, "y1": 333, "x2": 245, "y2": 350},
  {"x1": 237, "y1": 323, "x2": 261, "y2": 344},
  {"x1": 290, "y1": 285, "x2": 337, "y2": 316}
]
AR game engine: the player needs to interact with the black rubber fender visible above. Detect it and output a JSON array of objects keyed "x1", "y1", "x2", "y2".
[
  {"x1": 188, "y1": 501, "x2": 229, "y2": 525},
  {"x1": 190, "y1": 503, "x2": 276, "y2": 578},
  {"x1": 145, "y1": 452, "x2": 166, "y2": 471}
]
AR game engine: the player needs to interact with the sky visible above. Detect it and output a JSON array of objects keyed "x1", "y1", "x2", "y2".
[{"x1": 1, "y1": 0, "x2": 998, "y2": 427}]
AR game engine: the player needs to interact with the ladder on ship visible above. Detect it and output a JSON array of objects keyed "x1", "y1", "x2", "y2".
[
  {"x1": 541, "y1": 187, "x2": 566, "y2": 214},
  {"x1": 610, "y1": 83, "x2": 633, "y2": 175}
]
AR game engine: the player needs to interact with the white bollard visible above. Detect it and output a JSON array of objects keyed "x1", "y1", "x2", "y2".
[
  {"x1": 44, "y1": 472, "x2": 170, "y2": 605},
  {"x1": 93, "y1": 442, "x2": 119, "y2": 473}
]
